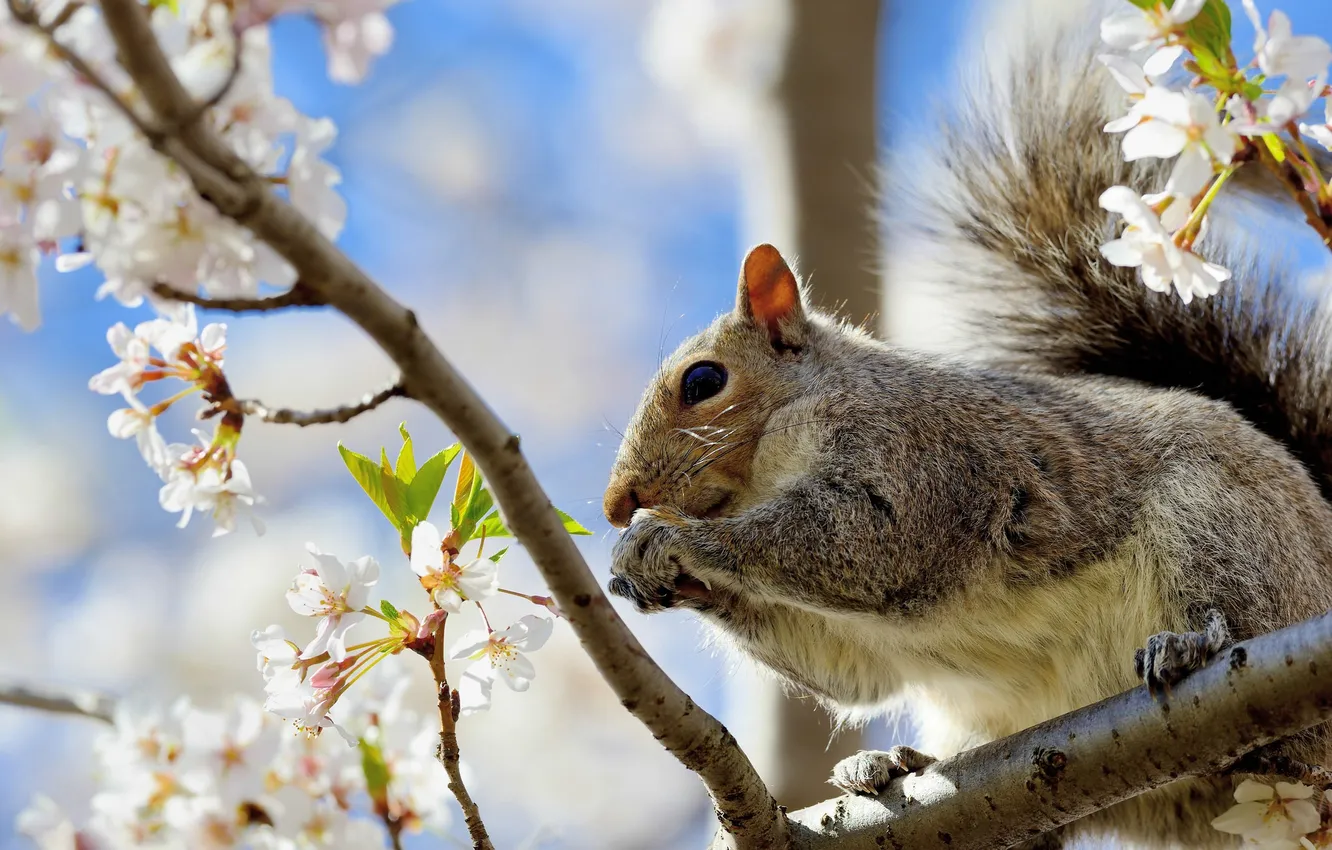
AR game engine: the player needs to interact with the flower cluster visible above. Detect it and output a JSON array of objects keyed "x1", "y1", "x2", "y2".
[
  {"x1": 89, "y1": 305, "x2": 263, "y2": 535},
  {"x1": 16, "y1": 680, "x2": 452, "y2": 850},
  {"x1": 1213, "y1": 779, "x2": 1332, "y2": 849},
  {"x1": 1097, "y1": 0, "x2": 1332, "y2": 302}
]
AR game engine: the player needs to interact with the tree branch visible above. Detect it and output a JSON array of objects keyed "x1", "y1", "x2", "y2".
[
  {"x1": 235, "y1": 379, "x2": 405, "y2": 426},
  {"x1": 429, "y1": 614, "x2": 493, "y2": 850},
  {"x1": 90, "y1": 1, "x2": 786, "y2": 846},
  {"x1": 151, "y1": 280, "x2": 325, "y2": 311},
  {"x1": 756, "y1": 611, "x2": 1332, "y2": 850},
  {"x1": 0, "y1": 679, "x2": 115, "y2": 724}
]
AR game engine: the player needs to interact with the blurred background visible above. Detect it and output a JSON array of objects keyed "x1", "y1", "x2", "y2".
[{"x1": 3, "y1": 0, "x2": 1332, "y2": 848}]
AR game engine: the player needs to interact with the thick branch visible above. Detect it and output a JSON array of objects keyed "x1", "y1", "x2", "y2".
[
  {"x1": 92, "y1": 2, "x2": 785, "y2": 846},
  {"x1": 0, "y1": 679, "x2": 115, "y2": 723},
  {"x1": 429, "y1": 615, "x2": 492, "y2": 850},
  {"x1": 763, "y1": 611, "x2": 1332, "y2": 850},
  {"x1": 236, "y1": 379, "x2": 405, "y2": 426},
  {"x1": 151, "y1": 281, "x2": 324, "y2": 311}
]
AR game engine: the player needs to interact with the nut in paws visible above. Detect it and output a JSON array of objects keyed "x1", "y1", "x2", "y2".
[{"x1": 608, "y1": 512, "x2": 710, "y2": 612}]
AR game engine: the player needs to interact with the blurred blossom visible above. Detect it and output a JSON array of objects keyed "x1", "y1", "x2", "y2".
[{"x1": 642, "y1": 0, "x2": 790, "y2": 145}]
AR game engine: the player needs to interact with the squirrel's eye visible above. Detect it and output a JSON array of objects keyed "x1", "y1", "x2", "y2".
[{"x1": 681, "y1": 362, "x2": 727, "y2": 406}]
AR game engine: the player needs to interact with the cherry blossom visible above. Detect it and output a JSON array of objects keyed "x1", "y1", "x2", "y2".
[
  {"x1": 1212, "y1": 779, "x2": 1322, "y2": 847},
  {"x1": 450, "y1": 614, "x2": 554, "y2": 715},
  {"x1": 1098, "y1": 186, "x2": 1230, "y2": 303},
  {"x1": 1100, "y1": 0, "x2": 1204, "y2": 76},
  {"x1": 1244, "y1": 1, "x2": 1332, "y2": 124},
  {"x1": 409, "y1": 520, "x2": 499, "y2": 613},
  {"x1": 1300, "y1": 99, "x2": 1332, "y2": 152},
  {"x1": 287, "y1": 543, "x2": 380, "y2": 662},
  {"x1": 1112, "y1": 87, "x2": 1235, "y2": 199}
]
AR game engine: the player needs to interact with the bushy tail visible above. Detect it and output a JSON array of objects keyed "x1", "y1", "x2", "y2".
[{"x1": 887, "y1": 0, "x2": 1332, "y2": 502}]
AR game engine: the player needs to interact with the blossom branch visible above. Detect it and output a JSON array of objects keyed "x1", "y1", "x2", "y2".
[
  {"x1": 0, "y1": 678, "x2": 115, "y2": 724},
  {"x1": 1257, "y1": 138, "x2": 1332, "y2": 248},
  {"x1": 234, "y1": 379, "x2": 406, "y2": 426},
  {"x1": 90, "y1": 1, "x2": 788, "y2": 846},
  {"x1": 427, "y1": 614, "x2": 493, "y2": 850},
  {"x1": 756, "y1": 611, "x2": 1332, "y2": 850},
  {"x1": 150, "y1": 280, "x2": 325, "y2": 311}
]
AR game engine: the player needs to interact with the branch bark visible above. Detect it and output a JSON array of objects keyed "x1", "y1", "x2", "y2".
[
  {"x1": 151, "y1": 280, "x2": 325, "y2": 311},
  {"x1": 236, "y1": 379, "x2": 405, "y2": 426},
  {"x1": 91, "y1": 2, "x2": 786, "y2": 846},
  {"x1": 428, "y1": 614, "x2": 493, "y2": 850},
  {"x1": 753, "y1": 611, "x2": 1332, "y2": 850},
  {"x1": 0, "y1": 679, "x2": 116, "y2": 723}
]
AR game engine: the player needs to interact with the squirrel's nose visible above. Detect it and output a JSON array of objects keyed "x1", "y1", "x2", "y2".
[{"x1": 604, "y1": 484, "x2": 642, "y2": 528}]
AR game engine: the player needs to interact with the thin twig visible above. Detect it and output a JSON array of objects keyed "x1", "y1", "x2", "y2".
[
  {"x1": 0, "y1": 679, "x2": 115, "y2": 723},
  {"x1": 151, "y1": 280, "x2": 324, "y2": 311},
  {"x1": 429, "y1": 614, "x2": 493, "y2": 850},
  {"x1": 236, "y1": 379, "x2": 406, "y2": 426}
]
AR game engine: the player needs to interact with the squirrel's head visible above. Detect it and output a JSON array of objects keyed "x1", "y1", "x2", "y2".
[{"x1": 604, "y1": 243, "x2": 810, "y2": 528}]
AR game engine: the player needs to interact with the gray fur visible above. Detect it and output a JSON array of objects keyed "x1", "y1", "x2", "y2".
[{"x1": 604, "y1": 2, "x2": 1332, "y2": 846}]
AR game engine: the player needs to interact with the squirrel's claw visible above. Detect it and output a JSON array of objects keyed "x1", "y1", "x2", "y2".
[
  {"x1": 1134, "y1": 609, "x2": 1230, "y2": 696},
  {"x1": 829, "y1": 746, "x2": 937, "y2": 797}
]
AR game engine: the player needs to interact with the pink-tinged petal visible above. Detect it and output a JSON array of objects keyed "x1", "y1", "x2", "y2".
[
  {"x1": 1210, "y1": 801, "x2": 1269, "y2": 834},
  {"x1": 286, "y1": 572, "x2": 328, "y2": 616},
  {"x1": 495, "y1": 652, "x2": 536, "y2": 691},
  {"x1": 1277, "y1": 782, "x2": 1317, "y2": 801},
  {"x1": 198, "y1": 323, "x2": 226, "y2": 354},
  {"x1": 1100, "y1": 12, "x2": 1154, "y2": 50},
  {"x1": 1166, "y1": 149, "x2": 1213, "y2": 199},
  {"x1": 410, "y1": 521, "x2": 443, "y2": 577},
  {"x1": 326, "y1": 613, "x2": 364, "y2": 662},
  {"x1": 1142, "y1": 44, "x2": 1183, "y2": 77},
  {"x1": 1098, "y1": 54, "x2": 1148, "y2": 94},
  {"x1": 434, "y1": 586, "x2": 465, "y2": 613},
  {"x1": 1288, "y1": 799, "x2": 1322, "y2": 835},
  {"x1": 449, "y1": 630, "x2": 493, "y2": 660},
  {"x1": 302, "y1": 614, "x2": 339, "y2": 660},
  {"x1": 1099, "y1": 238, "x2": 1145, "y2": 267},
  {"x1": 305, "y1": 543, "x2": 348, "y2": 590},
  {"x1": 513, "y1": 615, "x2": 554, "y2": 652},
  {"x1": 1104, "y1": 112, "x2": 1142, "y2": 134},
  {"x1": 1122, "y1": 121, "x2": 1188, "y2": 161}
]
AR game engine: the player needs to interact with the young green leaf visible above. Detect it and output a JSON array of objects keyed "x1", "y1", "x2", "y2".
[
  {"x1": 488, "y1": 546, "x2": 509, "y2": 563},
  {"x1": 456, "y1": 484, "x2": 493, "y2": 544},
  {"x1": 454, "y1": 452, "x2": 476, "y2": 515},
  {"x1": 1185, "y1": 0, "x2": 1232, "y2": 64},
  {"x1": 380, "y1": 599, "x2": 400, "y2": 623},
  {"x1": 406, "y1": 444, "x2": 460, "y2": 522},
  {"x1": 396, "y1": 423, "x2": 417, "y2": 483},
  {"x1": 557, "y1": 508, "x2": 592, "y2": 536},
  {"x1": 478, "y1": 511, "x2": 512, "y2": 539},
  {"x1": 339, "y1": 443, "x2": 401, "y2": 529}
]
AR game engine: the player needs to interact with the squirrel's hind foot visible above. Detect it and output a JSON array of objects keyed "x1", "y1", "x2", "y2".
[
  {"x1": 829, "y1": 746, "x2": 937, "y2": 796},
  {"x1": 1134, "y1": 609, "x2": 1230, "y2": 695}
]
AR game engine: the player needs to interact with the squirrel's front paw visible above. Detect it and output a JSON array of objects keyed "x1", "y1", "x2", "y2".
[
  {"x1": 608, "y1": 512, "x2": 710, "y2": 613},
  {"x1": 1135, "y1": 608, "x2": 1230, "y2": 695},
  {"x1": 829, "y1": 746, "x2": 937, "y2": 796}
]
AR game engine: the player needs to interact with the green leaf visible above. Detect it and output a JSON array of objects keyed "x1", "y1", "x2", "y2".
[
  {"x1": 380, "y1": 599, "x2": 400, "y2": 623},
  {"x1": 339, "y1": 443, "x2": 400, "y2": 529},
  {"x1": 381, "y1": 466, "x2": 410, "y2": 526},
  {"x1": 478, "y1": 511, "x2": 512, "y2": 539},
  {"x1": 1184, "y1": 0, "x2": 1232, "y2": 66},
  {"x1": 1263, "y1": 133, "x2": 1287, "y2": 162},
  {"x1": 487, "y1": 546, "x2": 509, "y2": 563},
  {"x1": 456, "y1": 484, "x2": 493, "y2": 544},
  {"x1": 395, "y1": 423, "x2": 417, "y2": 484},
  {"x1": 477, "y1": 507, "x2": 590, "y2": 539},
  {"x1": 557, "y1": 508, "x2": 592, "y2": 536},
  {"x1": 406, "y1": 444, "x2": 460, "y2": 522},
  {"x1": 147, "y1": 0, "x2": 179, "y2": 12},
  {"x1": 453, "y1": 453, "x2": 476, "y2": 516},
  {"x1": 358, "y1": 738, "x2": 391, "y2": 807}
]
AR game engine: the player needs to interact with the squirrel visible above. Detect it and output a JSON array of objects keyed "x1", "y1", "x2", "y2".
[{"x1": 603, "y1": 0, "x2": 1332, "y2": 846}]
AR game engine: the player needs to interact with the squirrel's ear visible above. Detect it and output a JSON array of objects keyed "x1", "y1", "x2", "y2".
[{"x1": 736, "y1": 243, "x2": 807, "y2": 349}]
